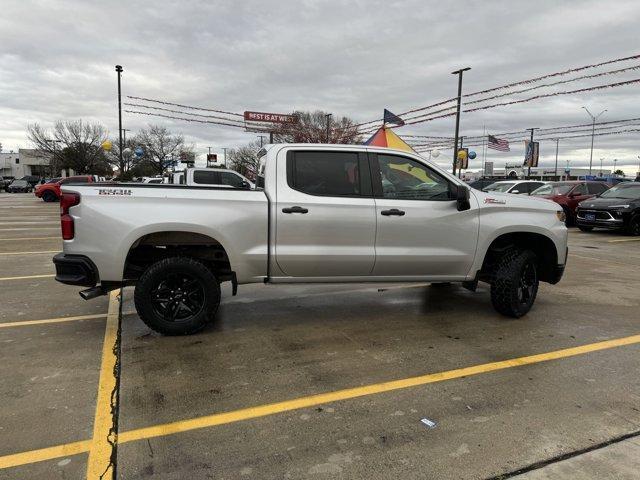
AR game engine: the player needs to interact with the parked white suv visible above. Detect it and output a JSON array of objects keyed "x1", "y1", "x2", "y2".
[{"x1": 53, "y1": 144, "x2": 568, "y2": 335}]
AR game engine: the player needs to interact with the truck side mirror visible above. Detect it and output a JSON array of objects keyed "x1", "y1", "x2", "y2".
[{"x1": 454, "y1": 184, "x2": 471, "y2": 211}]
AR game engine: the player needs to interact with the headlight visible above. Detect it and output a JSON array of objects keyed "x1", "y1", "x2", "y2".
[{"x1": 556, "y1": 210, "x2": 566, "y2": 223}]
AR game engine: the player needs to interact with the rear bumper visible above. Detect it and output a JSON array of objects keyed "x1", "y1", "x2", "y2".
[{"x1": 53, "y1": 253, "x2": 99, "y2": 286}]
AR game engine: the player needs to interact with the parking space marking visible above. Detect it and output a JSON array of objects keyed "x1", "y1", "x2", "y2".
[
  {"x1": 0, "y1": 227, "x2": 59, "y2": 231},
  {"x1": 86, "y1": 290, "x2": 122, "y2": 479},
  {"x1": 0, "y1": 313, "x2": 107, "y2": 329},
  {"x1": 2, "y1": 331, "x2": 639, "y2": 471},
  {"x1": 0, "y1": 250, "x2": 60, "y2": 256},
  {"x1": 0, "y1": 273, "x2": 55, "y2": 282},
  {"x1": 0, "y1": 236, "x2": 59, "y2": 241},
  {"x1": 608, "y1": 237, "x2": 640, "y2": 243}
]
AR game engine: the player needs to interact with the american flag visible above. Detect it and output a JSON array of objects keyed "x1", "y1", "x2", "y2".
[{"x1": 488, "y1": 135, "x2": 510, "y2": 152}]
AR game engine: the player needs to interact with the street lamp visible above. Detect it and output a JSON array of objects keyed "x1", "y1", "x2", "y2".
[
  {"x1": 451, "y1": 67, "x2": 471, "y2": 176},
  {"x1": 325, "y1": 113, "x2": 332, "y2": 143},
  {"x1": 115, "y1": 65, "x2": 124, "y2": 169},
  {"x1": 582, "y1": 106, "x2": 606, "y2": 175}
]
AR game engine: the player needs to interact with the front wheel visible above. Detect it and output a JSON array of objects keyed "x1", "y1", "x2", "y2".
[
  {"x1": 42, "y1": 191, "x2": 58, "y2": 202},
  {"x1": 134, "y1": 256, "x2": 220, "y2": 335},
  {"x1": 626, "y1": 215, "x2": 640, "y2": 236},
  {"x1": 491, "y1": 249, "x2": 539, "y2": 318}
]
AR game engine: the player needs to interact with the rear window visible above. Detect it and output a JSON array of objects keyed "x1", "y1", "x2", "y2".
[{"x1": 287, "y1": 151, "x2": 361, "y2": 196}]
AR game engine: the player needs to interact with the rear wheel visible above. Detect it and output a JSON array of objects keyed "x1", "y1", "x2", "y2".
[
  {"x1": 42, "y1": 190, "x2": 58, "y2": 202},
  {"x1": 578, "y1": 226, "x2": 594, "y2": 232},
  {"x1": 490, "y1": 249, "x2": 539, "y2": 318},
  {"x1": 134, "y1": 256, "x2": 220, "y2": 335}
]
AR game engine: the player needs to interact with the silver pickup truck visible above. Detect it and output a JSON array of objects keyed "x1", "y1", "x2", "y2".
[{"x1": 53, "y1": 144, "x2": 568, "y2": 335}]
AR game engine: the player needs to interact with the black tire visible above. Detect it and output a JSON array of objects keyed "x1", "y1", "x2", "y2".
[
  {"x1": 134, "y1": 256, "x2": 220, "y2": 335},
  {"x1": 578, "y1": 226, "x2": 594, "y2": 232},
  {"x1": 562, "y1": 206, "x2": 573, "y2": 227},
  {"x1": 625, "y1": 215, "x2": 640, "y2": 236},
  {"x1": 490, "y1": 249, "x2": 539, "y2": 318},
  {"x1": 42, "y1": 191, "x2": 58, "y2": 202}
]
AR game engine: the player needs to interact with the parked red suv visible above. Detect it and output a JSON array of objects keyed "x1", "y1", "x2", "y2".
[
  {"x1": 531, "y1": 181, "x2": 610, "y2": 225},
  {"x1": 35, "y1": 175, "x2": 96, "y2": 202}
]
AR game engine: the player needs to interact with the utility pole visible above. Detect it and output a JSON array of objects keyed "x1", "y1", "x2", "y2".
[
  {"x1": 526, "y1": 128, "x2": 538, "y2": 178},
  {"x1": 325, "y1": 113, "x2": 332, "y2": 143},
  {"x1": 582, "y1": 106, "x2": 606, "y2": 175},
  {"x1": 451, "y1": 67, "x2": 471, "y2": 175},
  {"x1": 115, "y1": 65, "x2": 124, "y2": 169},
  {"x1": 258, "y1": 135, "x2": 267, "y2": 148},
  {"x1": 223, "y1": 147, "x2": 228, "y2": 168},
  {"x1": 554, "y1": 138, "x2": 559, "y2": 180}
]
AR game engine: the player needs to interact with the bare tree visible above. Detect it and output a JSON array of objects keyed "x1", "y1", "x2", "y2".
[
  {"x1": 273, "y1": 110, "x2": 360, "y2": 144},
  {"x1": 228, "y1": 140, "x2": 262, "y2": 180},
  {"x1": 27, "y1": 120, "x2": 110, "y2": 174},
  {"x1": 134, "y1": 125, "x2": 192, "y2": 174}
]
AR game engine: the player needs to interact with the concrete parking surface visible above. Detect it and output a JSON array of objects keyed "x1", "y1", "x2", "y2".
[{"x1": 0, "y1": 192, "x2": 639, "y2": 479}]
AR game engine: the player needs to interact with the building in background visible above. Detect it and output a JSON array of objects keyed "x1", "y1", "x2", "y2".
[{"x1": 0, "y1": 149, "x2": 55, "y2": 178}]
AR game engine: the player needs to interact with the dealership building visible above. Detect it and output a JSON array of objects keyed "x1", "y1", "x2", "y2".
[{"x1": 1, "y1": 149, "x2": 54, "y2": 178}]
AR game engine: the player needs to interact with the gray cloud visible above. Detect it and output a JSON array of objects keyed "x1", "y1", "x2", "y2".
[{"x1": 1, "y1": 0, "x2": 639, "y2": 174}]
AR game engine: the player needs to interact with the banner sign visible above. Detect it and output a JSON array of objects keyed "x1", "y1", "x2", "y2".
[
  {"x1": 523, "y1": 140, "x2": 540, "y2": 167},
  {"x1": 243, "y1": 111, "x2": 297, "y2": 124}
]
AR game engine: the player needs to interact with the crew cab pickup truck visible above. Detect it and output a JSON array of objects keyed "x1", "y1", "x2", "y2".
[{"x1": 53, "y1": 144, "x2": 568, "y2": 335}]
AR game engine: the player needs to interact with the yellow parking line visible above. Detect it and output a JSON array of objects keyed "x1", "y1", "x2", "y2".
[
  {"x1": 86, "y1": 290, "x2": 122, "y2": 479},
  {"x1": 2, "y1": 332, "x2": 640, "y2": 471},
  {"x1": 0, "y1": 237, "x2": 59, "y2": 241},
  {"x1": 0, "y1": 250, "x2": 59, "y2": 256},
  {"x1": 608, "y1": 237, "x2": 640, "y2": 243},
  {"x1": 0, "y1": 274, "x2": 55, "y2": 282}
]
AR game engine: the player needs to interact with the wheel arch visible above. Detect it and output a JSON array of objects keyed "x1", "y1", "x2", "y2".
[
  {"x1": 122, "y1": 229, "x2": 235, "y2": 282},
  {"x1": 479, "y1": 231, "x2": 559, "y2": 283}
]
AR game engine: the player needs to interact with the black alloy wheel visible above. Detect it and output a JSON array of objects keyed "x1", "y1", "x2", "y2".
[{"x1": 150, "y1": 272, "x2": 206, "y2": 322}]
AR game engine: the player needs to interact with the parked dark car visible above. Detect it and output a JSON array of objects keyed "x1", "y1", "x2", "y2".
[
  {"x1": 6, "y1": 179, "x2": 33, "y2": 193},
  {"x1": 20, "y1": 175, "x2": 41, "y2": 187},
  {"x1": 1, "y1": 176, "x2": 16, "y2": 192},
  {"x1": 576, "y1": 183, "x2": 640, "y2": 235},
  {"x1": 531, "y1": 181, "x2": 610, "y2": 225}
]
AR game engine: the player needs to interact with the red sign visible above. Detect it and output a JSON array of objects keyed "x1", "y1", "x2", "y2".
[{"x1": 244, "y1": 111, "x2": 297, "y2": 124}]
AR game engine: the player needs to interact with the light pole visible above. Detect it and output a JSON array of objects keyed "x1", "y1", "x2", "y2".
[
  {"x1": 325, "y1": 113, "x2": 332, "y2": 143},
  {"x1": 115, "y1": 65, "x2": 124, "y2": 169},
  {"x1": 258, "y1": 135, "x2": 267, "y2": 148},
  {"x1": 582, "y1": 106, "x2": 606, "y2": 175},
  {"x1": 223, "y1": 147, "x2": 228, "y2": 168},
  {"x1": 525, "y1": 128, "x2": 538, "y2": 178},
  {"x1": 554, "y1": 138, "x2": 559, "y2": 180},
  {"x1": 599, "y1": 157, "x2": 604, "y2": 176},
  {"x1": 614, "y1": 158, "x2": 618, "y2": 175},
  {"x1": 451, "y1": 67, "x2": 471, "y2": 176}
]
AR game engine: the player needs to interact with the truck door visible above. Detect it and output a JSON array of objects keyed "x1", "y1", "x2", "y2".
[
  {"x1": 275, "y1": 150, "x2": 376, "y2": 277},
  {"x1": 370, "y1": 153, "x2": 479, "y2": 278}
]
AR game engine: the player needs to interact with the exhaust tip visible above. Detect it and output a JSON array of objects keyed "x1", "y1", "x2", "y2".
[{"x1": 79, "y1": 287, "x2": 106, "y2": 300}]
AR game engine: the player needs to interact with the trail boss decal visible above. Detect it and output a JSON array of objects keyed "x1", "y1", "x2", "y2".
[
  {"x1": 484, "y1": 198, "x2": 506, "y2": 205},
  {"x1": 98, "y1": 188, "x2": 132, "y2": 196}
]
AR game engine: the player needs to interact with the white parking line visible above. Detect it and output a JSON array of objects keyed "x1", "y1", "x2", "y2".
[{"x1": 0, "y1": 250, "x2": 59, "y2": 256}]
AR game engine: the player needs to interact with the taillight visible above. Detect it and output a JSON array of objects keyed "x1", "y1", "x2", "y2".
[{"x1": 60, "y1": 192, "x2": 80, "y2": 240}]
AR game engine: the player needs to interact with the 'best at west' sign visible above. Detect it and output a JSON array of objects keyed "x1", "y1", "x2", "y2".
[{"x1": 244, "y1": 111, "x2": 297, "y2": 123}]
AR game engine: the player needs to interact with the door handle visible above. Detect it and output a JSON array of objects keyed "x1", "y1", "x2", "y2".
[
  {"x1": 381, "y1": 209, "x2": 405, "y2": 216},
  {"x1": 282, "y1": 206, "x2": 309, "y2": 214}
]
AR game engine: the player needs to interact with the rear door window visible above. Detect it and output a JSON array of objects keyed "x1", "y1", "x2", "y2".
[
  {"x1": 287, "y1": 151, "x2": 364, "y2": 197},
  {"x1": 587, "y1": 182, "x2": 608, "y2": 194},
  {"x1": 193, "y1": 170, "x2": 221, "y2": 185}
]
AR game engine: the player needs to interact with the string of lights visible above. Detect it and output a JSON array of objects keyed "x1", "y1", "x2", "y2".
[{"x1": 126, "y1": 95, "x2": 243, "y2": 117}]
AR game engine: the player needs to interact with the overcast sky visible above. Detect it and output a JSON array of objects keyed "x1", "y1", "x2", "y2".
[{"x1": 1, "y1": 0, "x2": 639, "y2": 174}]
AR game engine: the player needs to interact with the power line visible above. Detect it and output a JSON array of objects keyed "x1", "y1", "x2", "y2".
[
  {"x1": 126, "y1": 95, "x2": 243, "y2": 117},
  {"x1": 124, "y1": 102, "x2": 245, "y2": 125}
]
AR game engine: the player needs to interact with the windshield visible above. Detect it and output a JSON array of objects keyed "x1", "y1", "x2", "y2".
[
  {"x1": 12, "y1": 180, "x2": 28, "y2": 186},
  {"x1": 531, "y1": 183, "x2": 573, "y2": 196},
  {"x1": 599, "y1": 184, "x2": 640, "y2": 199},
  {"x1": 47, "y1": 178, "x2": 61, "y2": 184},
  {"x1": 484, "y1": 182, "x2": 515, "y2": 192}
]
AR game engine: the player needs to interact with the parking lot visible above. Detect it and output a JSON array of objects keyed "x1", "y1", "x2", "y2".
[{"x1": 0, "y1": 192, "x2": 639, "y2": 479}]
